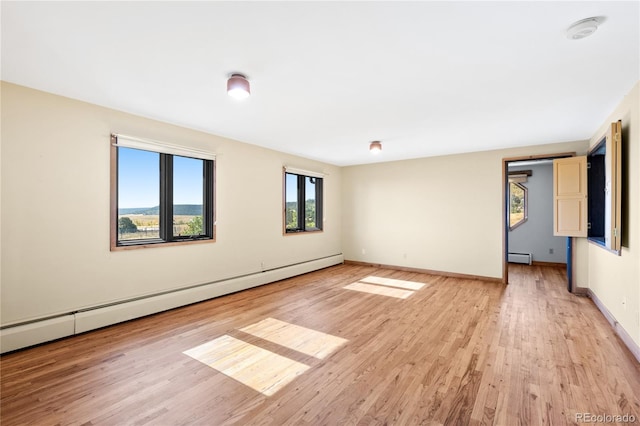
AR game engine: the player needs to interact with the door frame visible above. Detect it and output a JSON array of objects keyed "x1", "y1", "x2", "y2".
[{"x1": 501, "y1": 152, "x2": 576, "y2": 285}]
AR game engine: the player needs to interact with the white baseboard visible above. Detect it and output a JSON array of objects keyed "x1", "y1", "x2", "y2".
[
  {"x1": 587, "y1": 289, "x2": 640, "y2": 364},
  {"x1": 1, "y1": 254, "x2": 344, "y2": 353}
]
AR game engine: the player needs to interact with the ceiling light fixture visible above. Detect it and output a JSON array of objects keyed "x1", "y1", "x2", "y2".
[
  {"x1": 369, "y1": 141, "x2": 382, "y2": 154},
  {"x1": 566, "y1": 17, "x2": 601, "y2": 40},
  {"x1": 227, "y1": 73, "x2": 251, "y2": 99}
]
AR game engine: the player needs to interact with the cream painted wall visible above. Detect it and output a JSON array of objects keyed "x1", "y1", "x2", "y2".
[
  {"x1": 342, "y1": 140, "x2": 588, "y2": 279},
  {"x1": 583, "y1": 81, "x2": 640, "y2": 348},
  {"x1": 4, "y1": 79, "x2": 636, "y2": 350},
  {"x1": 0, "y1": 82, "x2": 342, "y2": 325}
]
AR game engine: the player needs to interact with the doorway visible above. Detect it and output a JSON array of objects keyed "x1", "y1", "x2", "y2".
[{"x1": 502, "y1": 153, "x2": 575, "y2": 288}]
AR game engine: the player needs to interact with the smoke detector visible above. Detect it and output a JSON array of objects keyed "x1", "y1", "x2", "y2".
[{"x1": 566, "y1": 17, "x2": 601, "y2": 40}]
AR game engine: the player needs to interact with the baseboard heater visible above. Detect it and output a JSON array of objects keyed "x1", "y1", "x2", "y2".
[
  {"x1": 508, "y1": 252, "x2": 532, "y2": 265},
  {"x1": 0, "y1": 254, "x2": 344, "y2": 353}
]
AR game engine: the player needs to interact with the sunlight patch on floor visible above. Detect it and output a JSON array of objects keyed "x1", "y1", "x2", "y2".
[
  {"x1": 183, "y1": 335, "x2": 310, "y2": 396},
  {"x1": 240, "y1": 317, "x2": 348, "y2": 359},
  {"x1": 360, "y1": 276, "x2": 426, "y2": 290},
  {"x1": 343, "y1": 276, "x2": 429, "y2": 299},
  {"x1": 343, "y1": 282, "x2": 415, "y2": 299}
]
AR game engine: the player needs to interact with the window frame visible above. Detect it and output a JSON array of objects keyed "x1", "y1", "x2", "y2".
[
  {"x1": 110, "y1": 134, "x2": 216, "y2": 250},
  {"x1": 587, "y1": 138, "x2": 607, "y2": 246},
  {"x1": 508, "y1": 181, "x2": 528, "y2": 230},
  {"x1": 283, "y1": 170, "x2": 324, "y2": 234},
  {"x1": 586, "y1": 120, "x2": 622, "y2": 254}
]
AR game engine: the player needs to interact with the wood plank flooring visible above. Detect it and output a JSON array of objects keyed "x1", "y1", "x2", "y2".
[{"x1": 1, "y1": 264, "x2": 639, "y2": 425}]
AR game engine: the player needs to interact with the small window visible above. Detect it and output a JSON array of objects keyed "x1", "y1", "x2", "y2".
[
  {"x1": 284, "y1": 171, "x2": 323, "y2": 233},
  {"x1": 509, "y1": 182, "x2": 528, "y2": 230},
  {"x1": 553, "y1": 121, "x2": 621, "y2": 254},
  {"x1": 111, "y1": 134, "x2": 215, "y2": 249},
  {"x1": 587, "y1": 140, "x2": 606, "y2": 245},
  {"x1": 587, "y1": 120, "x2": 622, "y2": 253}
]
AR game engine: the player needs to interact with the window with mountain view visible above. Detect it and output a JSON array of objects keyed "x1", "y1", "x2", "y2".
[
  {"x1": 111, "y1": 135, "x2": 215, "y2": 249},
  {"x1": 173, "y1": 156, "x2": 205, "y2": 237},
  {"x1": 284, "y1": 171, "x2": 323, "y2": 233},
  {"x1": 117, "y1": 147, "x2": 161, "y2": 241}
]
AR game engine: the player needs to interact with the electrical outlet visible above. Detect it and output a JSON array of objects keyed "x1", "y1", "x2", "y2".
[
  {"x1": 549, "y1": 248, "x2": 554, "y2": 254},
  {"x1": 403, "y1": 253, "x2": 407, "y2": 259},
  {"x1": 622, "y1": 296, "x2": 627, "y2": 310},
  {"x1": 362, "y1": 248, "x2": 366, "y2": 255}
]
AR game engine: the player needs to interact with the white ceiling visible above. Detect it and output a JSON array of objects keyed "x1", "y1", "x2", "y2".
[{"x1": 2, "y1": 1, "x2": 639, "y2": 166}]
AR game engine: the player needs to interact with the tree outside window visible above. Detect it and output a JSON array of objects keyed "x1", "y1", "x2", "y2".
[
  {"x1": 284, "y1": 172, "x2": 323, "y2": 233},
  {"x1": 509, "y1": 182, "x2": 528, "y2": 230}
]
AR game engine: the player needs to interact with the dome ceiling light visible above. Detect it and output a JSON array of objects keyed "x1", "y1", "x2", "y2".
[
  {"x1": 369, "y1": 141, "x2": 382, "y2": 154},
  {"x1": 566, "y1": 17, "x2": 602, "y2": 40},
  {"x1": 227, "y1": 73, "x2": 251, "y2": 99}
]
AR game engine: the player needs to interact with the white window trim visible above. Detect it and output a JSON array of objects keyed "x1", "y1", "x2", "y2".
[
  {"x1": 284, "y1": 166, "x2": 325, "y2": 178},
  {"x1": 113, "y1": 133, "x2": 216, "y2": 160}
]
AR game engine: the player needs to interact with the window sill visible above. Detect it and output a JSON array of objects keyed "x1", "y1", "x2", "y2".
[
  {"x1": 587, "y1": 237, "x2": 620, "y2": 255},
  {"x1": 284, "y1": 229, "x2": 323, "y2": 236},
  {"x1": 111, "y1": 237, "x2": 215, "y2": 251}
]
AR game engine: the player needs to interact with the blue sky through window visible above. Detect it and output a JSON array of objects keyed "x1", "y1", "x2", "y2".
[
  {"x1": 174, "y1": 156, "x2": 203, "y2": 205},
  {"x1": 286, "y1": 173, "x2": 298, "y2": 203},
  {"x1": 305, "y1": 177, "x2": 316, "y2": 202},
  {"x1": 118, "y1": 148, "x2": 203, "y2": 208}
]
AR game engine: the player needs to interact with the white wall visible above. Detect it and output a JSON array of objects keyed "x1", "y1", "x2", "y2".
[
  {"x1": 0, "y1": 82, "x2": 342, "y2": 326},
  {"x1": 582, "y1": 81, "x2": 640, "y2": 348},
  {"x1": 508, "y1": 162, "x2": 566, "y2": 263},
  {"x1": 342, "y1": 140, "x2": 588, "y2": 279}
]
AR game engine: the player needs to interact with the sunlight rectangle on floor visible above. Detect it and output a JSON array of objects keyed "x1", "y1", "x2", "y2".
[
  {"x1": 183, "y1": 335, "x2": 309, "y2": 396},
  {"x1": 343, "y1": 282, "x2": 414, "y2": 299},
  {"x1": 240, "y1": 317, "x2": 347, "y2": 359},
  {"x1": 360, "y1": 276, "x2": 427, "y2": 290}
]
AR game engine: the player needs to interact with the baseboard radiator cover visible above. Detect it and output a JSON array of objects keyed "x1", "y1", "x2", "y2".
[
  {"x1": 508, "y1": 252, "x2": 532, "y2": 265},
  {"x1": 1, "y1": 254, "x2": 344, "y2": 353},
  {"x1": 0, "y1": 315, "x2": 75, "y2": 353}
]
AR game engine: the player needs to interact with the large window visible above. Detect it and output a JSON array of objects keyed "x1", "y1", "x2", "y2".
[
  {"x1": 111, "y1": 134, "x2": 215, "y2": 249},
  {"x1": 284, "y1": 170, "x2": 323, "y2": 233}
]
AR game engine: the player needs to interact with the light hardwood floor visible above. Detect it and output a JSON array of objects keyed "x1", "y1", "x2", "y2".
[{"x1": 1, "y1": 264, "x2": 639, "y2": 425}]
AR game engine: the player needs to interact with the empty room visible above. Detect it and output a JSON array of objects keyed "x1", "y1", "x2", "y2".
[{"x1": 1, "y1": 2, "x2": 639, "y2": 425}]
